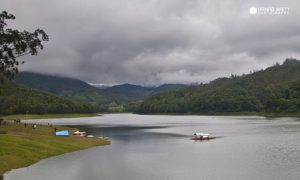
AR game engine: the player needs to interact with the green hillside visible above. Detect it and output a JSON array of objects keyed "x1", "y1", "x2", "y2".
[
  {"x1": 15, "y1": 72, "x2": 115, "y2": 104},
  {"x1": 0, "y1": 77, "x2": 99, "y2": 115},
  {"x1": 103, "y1": 83, "x2": 187, "y2": 102},
  {"x1": 139, "y1": 58, "x2": 300, "y2": 114},
  {"x1": 16, "y1": 73, "x2": 187, "y2": 104},
  {"x1": 152, "y1": 84, "x2": 188, "y2": 94},
  {"x1": 103, "y1": 84, "x2": 152, "y2": 101}
]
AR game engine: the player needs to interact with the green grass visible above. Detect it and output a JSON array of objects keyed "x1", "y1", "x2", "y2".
[
  {"x1": 0, "y1": 113, "x2": 99, "y2": 120},
  {"x1": 0, "y1": 123, "x2": 110, "y2": 176}
]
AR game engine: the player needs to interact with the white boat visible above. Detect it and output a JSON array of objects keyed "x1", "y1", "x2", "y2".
[
  {"x1": 73, "y1": 131, "x2": 87, "y2": 136},
  {"x1": 192, "y1": 133, "x2": 211, "y2": 140}
]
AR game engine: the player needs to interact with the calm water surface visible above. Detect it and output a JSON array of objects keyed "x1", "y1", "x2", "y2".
[{"x1": 5, "y1": 114, "x2": 300, "y2": 180}]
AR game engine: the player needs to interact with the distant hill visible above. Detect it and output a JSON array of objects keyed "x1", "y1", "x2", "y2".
[
  {"x1": 16, "y1": 72, "x2": 187, "y2": 105},
  {"x1": 139, "y1": 58, "x2": 300, "y2": 114},
  {"x1": 102, "y1": 83, "x2": 187, "y2": 102},
  {"x1": 15, "y1": 72, "x2": 115, "y2": 104},
  {"x1": 0, "y1": 77, "x2": 98, "y2": 115},
  {"x1": 103, "y1": 84, "x2": 152, "y2": 101}
]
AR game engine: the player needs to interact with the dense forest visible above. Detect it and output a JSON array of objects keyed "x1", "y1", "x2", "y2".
[
  {"x1": 138, "y1": 58, "x2": 300, "y2": 114},
  {"x1": 0, "y1": 76, "x2": 99, "y2": 115}
]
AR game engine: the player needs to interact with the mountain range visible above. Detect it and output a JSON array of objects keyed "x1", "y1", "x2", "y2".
[
  {"x1": 15, "y1": 72, "x2": 187, "y2": 104},
  {"x1": 2, "y1": 58, "x2": 300, "y2": 115}
]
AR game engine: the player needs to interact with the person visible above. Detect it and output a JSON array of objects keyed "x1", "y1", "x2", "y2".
[
  {"x1": 54, "y1": 127, "x2": 57, "y2": 132},
  {"x1": 32, "y1": 124, "x2": 37, "y2": 129}
]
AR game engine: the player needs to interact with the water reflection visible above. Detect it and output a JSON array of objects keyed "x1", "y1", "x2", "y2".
[{"x1": 6, "y1": 114, "x2": 300, "y2": 180}]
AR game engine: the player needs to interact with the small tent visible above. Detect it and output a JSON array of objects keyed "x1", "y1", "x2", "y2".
[{"x1": 55, "y1": 130, "x2": 69, "y2": 136}]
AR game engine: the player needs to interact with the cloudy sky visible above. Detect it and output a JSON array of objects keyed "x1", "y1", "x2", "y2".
[{"x1": 2, "y1": 0, "x2": 300, "y2": 85}]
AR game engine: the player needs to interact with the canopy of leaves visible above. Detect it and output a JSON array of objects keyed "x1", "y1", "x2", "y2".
[{"x1": 0, "y1": 11, "x2": 48, "y2": 78}]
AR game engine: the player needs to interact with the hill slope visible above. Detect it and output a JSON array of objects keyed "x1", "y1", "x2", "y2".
[
  {"x1": 102, "y1": 83, "x2": 187, "y2": 102},
  {"x1": 15, "y1": 72, "x2": 115, "y2": 104},
  {"x1": 0, "y1": 77, "x2": 98, "y2": 115},
  {"x1": 16, "y1": 72, "x2": 187, "y2": 104},
  {"x1": 139, "y1": 58, "x2": 300, "y2": 114}
]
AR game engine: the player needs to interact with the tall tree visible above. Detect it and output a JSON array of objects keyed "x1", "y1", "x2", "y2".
[{"x1": 0, "y1": 11, "x2": 48, "y2": 79}]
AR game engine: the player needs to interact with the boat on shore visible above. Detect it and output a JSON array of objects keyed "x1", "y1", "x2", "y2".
[{"x1": 73, "y1": 131, "x2": 87, "y2": 136}]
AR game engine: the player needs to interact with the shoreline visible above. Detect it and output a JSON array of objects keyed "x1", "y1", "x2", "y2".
[
  {"x1": 2, "y1": 112, "x2": 299, "y2": 121},
  {"x1": 0, "y1": 113, "x2": 100, "y2": 120},
  {"x1": 135, "y1": 112, "x2": 300, "y2": 117},
  {"x1": 0, "y1": 122, "x2": 110, "y2": 179}
]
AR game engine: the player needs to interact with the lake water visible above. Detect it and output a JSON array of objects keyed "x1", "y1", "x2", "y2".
[{"x1": 5, "y1": 114, "x2": 300, "y2": 180}]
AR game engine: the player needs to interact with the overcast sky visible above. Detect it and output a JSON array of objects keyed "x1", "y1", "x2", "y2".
[{"x1": 2, "y1": 0, "x2": 300, "y2": 85}]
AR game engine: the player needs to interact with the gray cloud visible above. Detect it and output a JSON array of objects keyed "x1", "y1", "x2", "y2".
[{"x1": 2, "y1": 0, "x2": 300, "y2": 85}]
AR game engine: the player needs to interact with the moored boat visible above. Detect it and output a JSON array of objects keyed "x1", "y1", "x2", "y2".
[
  {"x1": 73, "y1": 131, "x2": 87, "y2": 136},
  {"x1": 191, "y1": 133, "x2": 211, "y2": 140}
]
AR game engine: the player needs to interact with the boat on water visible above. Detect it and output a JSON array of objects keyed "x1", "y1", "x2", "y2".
[{"x1": 191, "y1": 133, "x2": 212, "y2": 140}]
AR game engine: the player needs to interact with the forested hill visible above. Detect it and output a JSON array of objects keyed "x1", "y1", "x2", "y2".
[
  {"x1": 139, "y1": 58, "x2": 300, "y2": 114},
  {"x1": 102, "y1": 83, "x2": 187, "y2": 102},
  {"x1": 15, "y1": 72, "x2": 115, "y2": 104},
  {"x1": 0, "y1": 77, "x2": 98, "y2": 115}
]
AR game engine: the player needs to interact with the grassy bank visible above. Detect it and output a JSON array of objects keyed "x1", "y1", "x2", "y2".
[
  {"x1": 0, "y1": 113, "x2": 99, "y2": 120},
  {"x1": 0, "y1": 123, "x2": 110, "y2": 177}
]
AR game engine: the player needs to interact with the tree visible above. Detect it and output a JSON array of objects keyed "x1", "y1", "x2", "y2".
[{"x1": 0, "y1": 11, "x2": 48, "y2": 79}]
